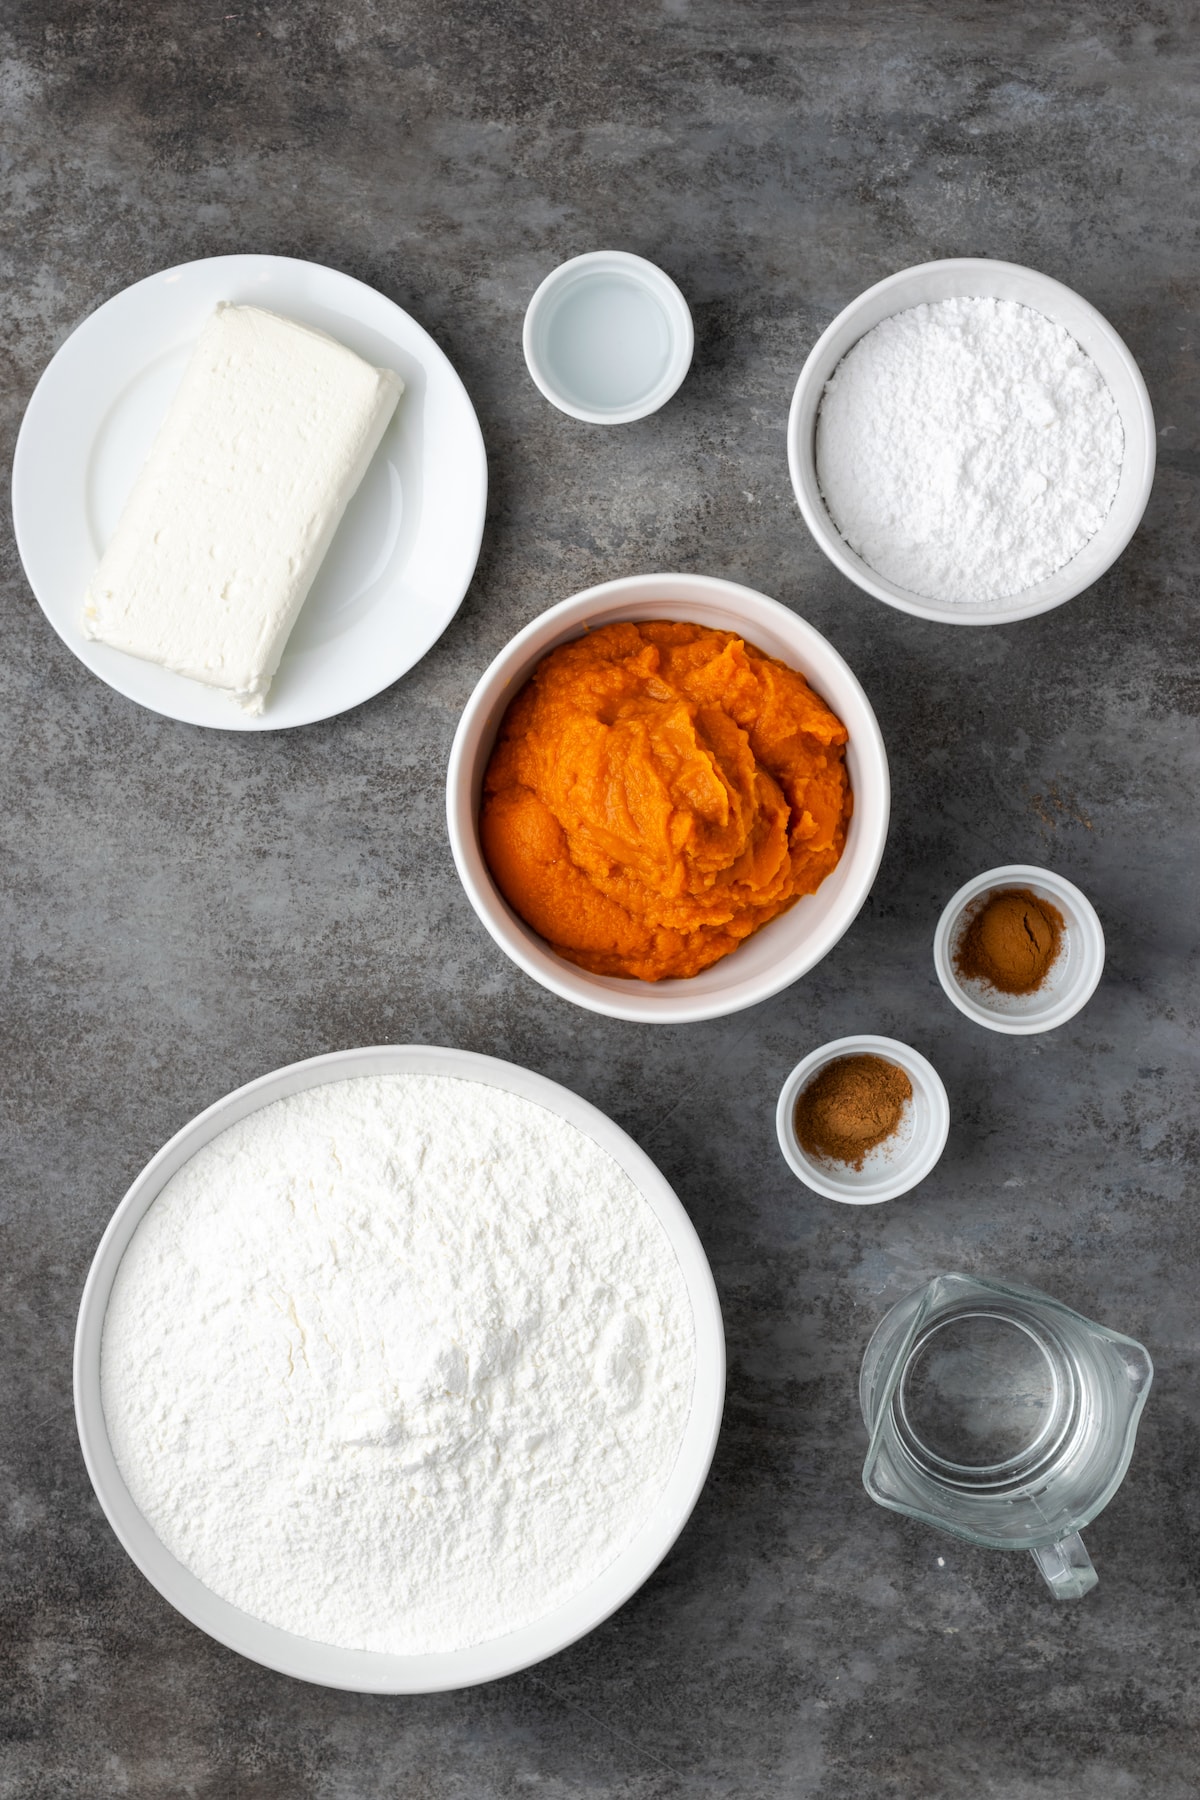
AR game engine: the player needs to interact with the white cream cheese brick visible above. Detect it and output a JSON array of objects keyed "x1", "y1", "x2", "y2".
[{"x1": 82, "y1": 303, "x2": 404, "y2": 713}]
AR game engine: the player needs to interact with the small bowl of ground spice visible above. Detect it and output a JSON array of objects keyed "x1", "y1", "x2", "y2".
[
  {"x1": 776, "y1": 1034, "x2": 950, "y2": 1204},
  {"x1": 933, "y1": 864, "x2": 1105, "y2": 1035}
]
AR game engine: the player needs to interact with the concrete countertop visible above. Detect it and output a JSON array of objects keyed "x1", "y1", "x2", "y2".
[{"x1": 2, "y1": 3, "x2": 1197, "y2": 1795}]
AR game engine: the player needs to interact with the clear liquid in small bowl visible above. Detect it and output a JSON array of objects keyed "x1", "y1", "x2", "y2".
[{"x1": 542, "y1": 274, "x2": 672, "y2": 412}]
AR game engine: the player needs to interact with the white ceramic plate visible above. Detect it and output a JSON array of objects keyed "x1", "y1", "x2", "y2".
[
  {"x1": 74, "y1": 1045, "x2": 726, "y2": 1692},
  {"x1": 12, "y1": 255, "x2": 488, "y2": 729}
]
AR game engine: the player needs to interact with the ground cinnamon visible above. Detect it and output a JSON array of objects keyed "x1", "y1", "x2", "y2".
[
  {"x1": 793, "y1": 1054, "x2": 913, "y2": 1169},
  {"x1": 954, "y1": 887, "x2": 1064, "y2": 996}
]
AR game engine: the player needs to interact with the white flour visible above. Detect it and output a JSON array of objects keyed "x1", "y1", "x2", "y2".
[
  {"x1": 816, "y1": 296, "x2": 1124, "y2": 604},
  {"x1": 101, "y1": 1073, "x2": 696, "y2": 1654}
]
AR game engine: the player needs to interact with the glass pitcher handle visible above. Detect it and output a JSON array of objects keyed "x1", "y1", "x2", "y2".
[{"x1": 1030, "y1": 1532, "x2": 1098, "y2": 1600}]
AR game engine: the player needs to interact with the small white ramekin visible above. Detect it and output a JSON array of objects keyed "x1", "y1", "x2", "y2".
[
  {"x1": 523, "y1": 250, "x2": 693, "y2": 424},
  {"x1": 933, "y1": 864, "x2": 1105, "y2": 1035},
  {"x1": 446, "y1": 572, "x2": 890, "y2": 1024},
  {"x1": 787, "y1": 258, "x2": 1156, "y2": 625},
  {"x1": 775, "y1": 1034, "x2": 950, "y2": 1205}
]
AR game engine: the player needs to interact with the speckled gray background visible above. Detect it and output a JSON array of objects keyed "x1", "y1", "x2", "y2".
[{"x1": 3, "y1": 2, "x2": 1199, "y2": 1795}]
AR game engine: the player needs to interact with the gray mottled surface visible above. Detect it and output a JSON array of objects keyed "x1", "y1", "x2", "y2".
[{"x1": 3, "y1": 2, "x2": 1199, "y2": 1794}]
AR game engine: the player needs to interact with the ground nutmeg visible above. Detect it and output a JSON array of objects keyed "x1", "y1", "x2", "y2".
[
  {"x1": 793, "y1": 1053, "x2": 913, "y2": 1169},
  {"x1": 954, "y1": 886, "x2": 1065, "y2": 996}
]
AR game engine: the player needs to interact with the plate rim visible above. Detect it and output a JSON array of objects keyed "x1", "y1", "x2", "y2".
[{"x1": 11, "y1": 252, "x2": 488, "y2": 731}]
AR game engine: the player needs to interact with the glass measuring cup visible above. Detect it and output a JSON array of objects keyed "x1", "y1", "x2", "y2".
[{"x1": 859, "y1": 1273, "x2": 1152, "y2": 1598}]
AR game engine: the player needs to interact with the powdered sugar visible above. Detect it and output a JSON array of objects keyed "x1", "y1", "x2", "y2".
[
  {"x1": 101, "y1": 1073, "x2": 695, "y2": 1655},
  {"x1": 815, "y1": 297, "x2": 1124, "y2": 605}
]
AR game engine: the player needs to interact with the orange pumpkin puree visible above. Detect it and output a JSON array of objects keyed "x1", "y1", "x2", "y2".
[{"x1": 480, "y1": 620, "x2": 853, "y2": 981}]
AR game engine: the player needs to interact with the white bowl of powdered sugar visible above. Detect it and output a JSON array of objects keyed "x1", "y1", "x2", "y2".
[
  {"x1": 74, "y1": 1045, "x2": 724, "y2": 1692},
  {"x1": 788, "y1": 258, "x2": 1155, "y2": 624}
]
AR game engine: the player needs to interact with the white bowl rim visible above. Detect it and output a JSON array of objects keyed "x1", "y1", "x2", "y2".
[
  {"x1": 522, "y1": 249, "x2": 694, "y2": 424},
  {"x1": 775, "y1": 1033, "x2": 950, "y2": 1205},
  {"x1": 74, "y1": 1044, "x2": 726, "y2": 1693},
  {"x1": 787, "y1": 256, "x2": 1157, "y2": 626},
  {"x1": 932, "y1": 863, "x2": 1106, "y2": 1035},
  {"x1": 446, "y1": 571, "x2": 891, "y2": 1023}
]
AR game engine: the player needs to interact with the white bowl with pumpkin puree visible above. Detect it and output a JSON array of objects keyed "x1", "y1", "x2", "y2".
[{"x1": 446, "y1": 571, "x2": 890, "y2": 1024}]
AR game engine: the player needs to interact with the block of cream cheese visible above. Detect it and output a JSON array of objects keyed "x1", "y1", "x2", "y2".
[{"x1": 82, "y1": 303, "x2": 404, "y2": 714}]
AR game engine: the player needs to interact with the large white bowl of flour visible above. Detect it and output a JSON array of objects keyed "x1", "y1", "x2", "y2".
[
  {"x1": 74, "y1": 1045, "x2": 725, "y2": 1692},
  {"x1": 788, "y1": 259, "x2": 1155, "y2": 624}
]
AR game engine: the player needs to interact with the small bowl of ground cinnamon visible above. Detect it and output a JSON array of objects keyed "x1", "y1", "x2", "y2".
[
  {"x1": 776, "y1": 1034, "x2": 950, "y2": 1204},
  {"x1": 933, "y1": 864, "x2": 1105, "y2": 1035}
]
